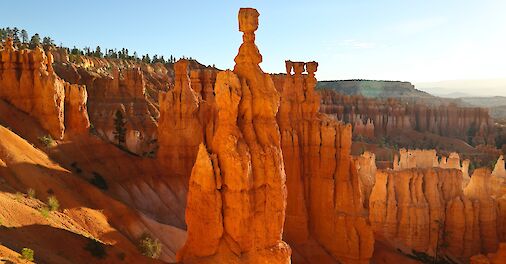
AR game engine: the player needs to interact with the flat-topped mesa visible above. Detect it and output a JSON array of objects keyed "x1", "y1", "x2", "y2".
[
  {"x1": 0, "y1": 38, "x2": 90, "y2": 139},
  {"x1": 177, "y1": 8, "x2": 290, "y2": 263}
]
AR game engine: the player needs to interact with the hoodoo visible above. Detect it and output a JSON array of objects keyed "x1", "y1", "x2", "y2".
[
  {"x1": 177, "y1": 8, "x2": 291, "y2": 263},
  {"x1": 1, "y1": 3, "x2": 505, "y2": 264},
  {"x1": 275, "y1": 61, "x2": 375, "y2": 263}
]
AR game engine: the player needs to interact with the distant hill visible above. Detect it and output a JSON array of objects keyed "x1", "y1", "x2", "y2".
[
  {"x1": 416, "y1": 79, "x2": 506, "y2": 97},
  {"x1": 459, "y1": 96, "x2": 506, "y2": 108},
  {"x1": 315, "y1": 79, "x2": 506, "y2": 120},
  {"x1": 458, "y1": 96, "x2": 506, "y2": 121},
  {"x1": 316, "y1": 79, "x2": 434, "y2": 99}
]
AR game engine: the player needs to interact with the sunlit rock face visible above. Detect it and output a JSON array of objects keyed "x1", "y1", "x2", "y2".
[
  {"x1": 0, "y1": 38, "x2": 90, "y2": 138},
  {"x1": 274, "y1": 59, "x2": 374, "y2": 263},
  {"x1": 368, "y1": 162, "x2": 503, "y2": 261},
  {"x1": 177, "y1": 8, "x2": 291, "y2": 263},
  {"x1": 393, "y1": 149, "x2": 471, "y2": 188}
]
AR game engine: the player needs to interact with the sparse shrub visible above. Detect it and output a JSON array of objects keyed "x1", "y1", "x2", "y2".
[
  {"x1": 47, "y1": 195, "x2": 59, "y2": 211},
  {"x1": 137, "y1": 233, "x2": 161, "y2": 259},
  {"x1": 85, "y1": 239, "x2": 107, "y2": 259},
  {"x1": 27, "y1": 188, "x2": 36, "y2": 198},
  {"x1": 89, "y1": 172, "x2": 108, "y2": 190},
  {"x1": 19, "y1": 247, "x2": 34, "y2": 261},
  {"x1": 38, "y1": 207, "x2": 50, "y2": 218},
  {"x1": 14, "y1": 192, "x2": 23, "y2": 201},
  {"x1": 38, "y1": 135, "x2": 54, "y2": 147}
]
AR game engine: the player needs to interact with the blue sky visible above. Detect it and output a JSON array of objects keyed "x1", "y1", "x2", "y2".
[{"x1": 4, "y1": 1, "x2": 506, "y2": 84}]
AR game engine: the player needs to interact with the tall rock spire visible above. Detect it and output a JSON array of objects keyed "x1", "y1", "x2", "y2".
[{"x1": 177, "y1": 8, "x2": 291, "y2": 263}]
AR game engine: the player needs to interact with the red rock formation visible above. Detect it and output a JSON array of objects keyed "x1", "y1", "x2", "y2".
[
  {"x1": 0, "y1": 38, "x2": 65, "y2": 139},
  {"x1": 275, "y1": 59, "x2": 374, "y2": 263},
  {"x1": 355, "y1": 151, "x2": 377, "y2": 209},
  {"x1": 393, "y1": 149, "x2": 471, "y2": 187},
  {"x1": 370, "y1": 168, "x2": 484, "y2": 259},
  {"x1": 471, "y1": 243, "x2": 506, "y2": 264},
  {"x1": 64, "y1": 83, "x2": 90, "y2": 134},
  {"x1": 53, "y1": 55, "x2": 167, "y2": 154},
  {"x1": 319, "y1": 89, "x2": 496, "y2": 145},
  {"x1": 177, "y1": 8, "x2": 290, "y2": 263},
  {"x1": 464, "y1": 168, "x2": 500, "y2": 253},
  {"x1": 158, "y1": 60, "x2": 204, "y2": 180},
  {"x1": 491, "y1": 155, "x2": 506, "y2": 198},
  {"x1": 0, "y1": 38, "x2": 90, "y2": 138}
]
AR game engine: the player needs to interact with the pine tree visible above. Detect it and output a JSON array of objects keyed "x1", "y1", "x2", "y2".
[
  {"x1": 29, "y1": 33, "x2": 41, "y2": 48},
  {"x1": 113, "y1": 110, "x2": 127, "y2": 146},
  {"x1": 12, "y1": 27, "x2": 20, "y2": 44},
  {"x1": 20, "y1": 29, "x2": 28, "y2": 43},
  {"x1": 42, "y1": 36, "x2": 54, "y2": 47},
  {"x1": 143, "y1": 54, "x2": 151, "y2": 63},
  {"x1": 70, "y1": 46, "x2": 80, "y2": 55},
  {"x1": 94, "y1": 46, "x2": 103, "y2": 58}
]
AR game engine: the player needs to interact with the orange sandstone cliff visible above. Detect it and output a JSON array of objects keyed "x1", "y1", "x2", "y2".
[
  {"x1": 0, "y1": 38, "x2": 90, "y2": 139},
  {"x1": 369, "y1": 150, "x2": 506, "y2": 261},
  {"x1": 273, "y1": 60, "x2": 374, "y2": 264},
  {"x1": 177, "y1": 8, "x2": 291, "y2": 263}
]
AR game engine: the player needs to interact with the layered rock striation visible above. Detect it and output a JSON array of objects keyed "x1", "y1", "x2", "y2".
[
  {"x1": 177, "y1": 8, "x2": 290, "y2": 263},
  {"x1": 369, "y1": 150, "x2": 505, "y2": 261},
  {"x1": 369, "y1": 168, "x2": 483, "y2": 259},
  {"x1": 0, "y1": 38, "x2": 89, "y2": 138},
  {"x1": 320, "y1": 90, "x2": 496, "y2": 145},
  {"x1": 273, "y1": 60, "x2": 374, "y2": 263},
  {"x1": 53, "y1": 47, "x2": 218, "y2": 155}
]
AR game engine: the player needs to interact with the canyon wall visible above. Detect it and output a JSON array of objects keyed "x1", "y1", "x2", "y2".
[
  {"x1": 470, "y1": 243, "x2": 506, "y2": 264},
  {"x1": 53, "y1": 48, "x2": 217, "y2": 155},
  {"x1": 320, "y1": 90, "x2": 496, "y2": 146},
  {"x1": 157, "y1": 60, "x2": 217, "y2": 184},
  {"x1": 0, "y1": 38, "x2": 89, "y2": 138},
  {"x1": 369, "y1": 151, "x2": 506, "y2": 261},
  {"x1": 54, "y1": 58, "x2": 158, "y2": 154},
  {"x1": 370, "y1": 168, "x2": 483, "y2": 260},
  {"x1": 177, "y1": 8, "x2": 290, "y2": 263}
]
